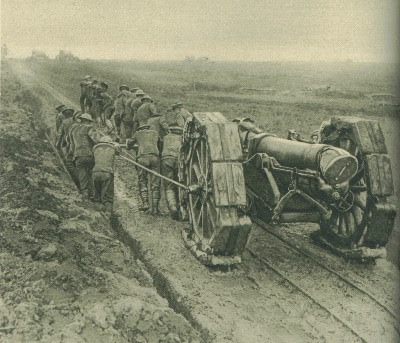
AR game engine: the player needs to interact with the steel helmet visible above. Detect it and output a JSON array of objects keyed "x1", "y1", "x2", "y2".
[
  {"x1": 80, "y1": 113, "x2": 93, "y2": 122},
  {"x1": 130, "y1": 87, "x2": 139, "y2": 92},
  {"x1": 62, "y1": 108, "x2": 74, "y2": 116},
  {"x1": 171, "y1": 102, "x2": 183, "y2": 109},
  {"x1": 100, "y1": 81, "x2": 109, "y2": 89},
  {"x1": 119, "y1": 85, "x2": 129, "y2": 91},
  {"x1": 135, "y1": 89, "x2": 145, "y2": 96},
  {"x1": 56, "y1": 104, "x2": 66, "y2": 112},
  {"x1": 73, "y1": 111, "x2": 83, "y2": 121},
  {"x1": 84, "y1": 75, "x2": 92, "y2": 80},
  {"x1": 137, "y1": 125, "x2": 150, "y2": 131},
  {"x1": 141, "y1": 95, "x2": 152, "y2": 102},
  {"x1": 100, "y1": 135, "x2": 113, "y2": 143},
  {"x1": 169, "y1": 126, "x2": 184, "y2": 134}
]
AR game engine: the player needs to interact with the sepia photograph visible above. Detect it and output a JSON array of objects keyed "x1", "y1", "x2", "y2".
[{"x1": 1, "y1": 0, "x2": 399, "y2": 342}]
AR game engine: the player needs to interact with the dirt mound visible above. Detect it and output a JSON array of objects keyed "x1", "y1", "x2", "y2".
[{"x1": 0, "y1": 64, "x2": 200, "y2": 342}]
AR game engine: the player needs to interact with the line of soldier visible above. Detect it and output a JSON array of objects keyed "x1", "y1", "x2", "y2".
[{"x1": 55, "y1": 75, "x2": 192, "y2": 219}]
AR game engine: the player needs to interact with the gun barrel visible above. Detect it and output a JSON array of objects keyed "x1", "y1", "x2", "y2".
[{"x1": 251, "y1": 136, "x2": 358, "y2": 184}]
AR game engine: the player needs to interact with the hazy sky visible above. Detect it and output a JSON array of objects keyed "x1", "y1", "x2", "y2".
[{"x1": 1, "y1": 0, "x2": 399, "y2": 62}]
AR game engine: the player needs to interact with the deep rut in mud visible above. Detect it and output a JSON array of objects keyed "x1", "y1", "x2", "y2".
[{"x1": 1, "y1": 62, "x2": 201, "y2": 342}]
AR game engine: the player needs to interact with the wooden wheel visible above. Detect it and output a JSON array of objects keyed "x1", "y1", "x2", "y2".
[
  {"x1": 179, "y1": 112, "x2": 252, "y2": 265},
  {"x1": 319, "y1": 117, "x2": 396, "y2": 252},
  {"x1": 188, "y1": 137, "x2": 219, "y2": 250}
]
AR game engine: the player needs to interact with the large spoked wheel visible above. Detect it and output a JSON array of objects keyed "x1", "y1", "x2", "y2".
[
  {"x1": 187, "y1": 137, "x2": 219, "y2": 252},
  {"x1": 318, "y1": 117, "x2": 396, "y2": 256},
  {"x1": 179, "y1": 112, "x2": 252, "y2": 266},
  {"x1": 320, "y1": 145, "x2": 371, "y2": 249}
]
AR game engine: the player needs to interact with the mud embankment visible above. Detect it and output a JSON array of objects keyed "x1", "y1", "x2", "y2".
[{"x1": 0, "y1": 63, "x2": 200, "y2": 342}]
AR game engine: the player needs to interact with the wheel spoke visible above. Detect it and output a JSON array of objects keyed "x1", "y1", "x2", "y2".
[
  {"x1": 352, "y1": 205, "x2": 363, "y2": 226},
  {"x1": 192, "y1": 163, "x2": 201, "y2": 180},
  {"x1": 196, "y1": 203, "x2": 204, "y2": 238},
  {"x1": 206, "y1": 201, "x2": 217, "y2": 231},
  {"x1": 338, "y1": 216, "x2": 346, "y2": 235},
  {"x1": 344, "y1": 211, "x2": 355, "y2": 235},
  {"x1": 353, "y1": 194, "x2": 366, "y2": 211}
]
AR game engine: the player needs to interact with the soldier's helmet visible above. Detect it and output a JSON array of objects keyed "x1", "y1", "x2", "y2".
[
  {"x1": 56, "y1": 104, "x2": 66, "y2": 112},
  {"x1": 137, "y1": 125, "x2": 151, "y2": 131},
  {"x1": 119, "y1": 85, "x2": 129, "y2": 91},
  {"x1": 141, "y1": 95, "x2": 153, "y2": 102},
  {"x1": 80, "y1": 113, "x2": 94, "y2": 122},
  {"x1": 135, "y1": 89, "x2": 145, "y2": 96},
  {"x1": 62, "y1": 108, "x2": 74, "y2": 116},
  {"x1": 169, "y1": 126, "x2": 184, "y2": 134},
  {"x1": 130, "y1": 87, "x2": 139, "y2": 93},
  {"x1": 83, "y1": 75, "x2": 92, "y2": 80},
  {"x1": 100, "y1": 81, "x2": 109, "y2": 90},
  {"x1": 73, "y1": 111, "x2": 83, "y2": 121},
  {"x1": 171, "y1": 102, "x2": 183, "y2": 109},
  {"x1": 100, "y1": 135, "x2": 113, "y2": 143}
]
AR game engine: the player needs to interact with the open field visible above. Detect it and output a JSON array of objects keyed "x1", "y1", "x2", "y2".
[
  {"x1": 26, "y1": 59, "x2": 399, "y2": 136},
  {"x1": 2, "y1": 59, "x2": 399, "y2": 342}
]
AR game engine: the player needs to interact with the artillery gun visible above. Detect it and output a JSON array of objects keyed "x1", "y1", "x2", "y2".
[
  {"x1": 175, "y1": 113, "x2": 395, "y2": 265},
  {"x1": 120, "y1": 112, "x2": 395, "y2": 266}
]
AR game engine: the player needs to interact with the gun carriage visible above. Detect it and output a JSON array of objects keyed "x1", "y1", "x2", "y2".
[{"x1": 123, "y1": 112, "x2": 396, "y2": 266}]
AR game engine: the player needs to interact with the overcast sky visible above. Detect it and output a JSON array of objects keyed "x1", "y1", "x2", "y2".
[{"x1": 1, "y1": 0, "x2": 399, "y2": 62}]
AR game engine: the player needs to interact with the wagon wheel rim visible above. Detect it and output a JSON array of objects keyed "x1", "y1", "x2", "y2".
[{"x1": 188, "y1": 137, "x2": 219, "y2": 247}]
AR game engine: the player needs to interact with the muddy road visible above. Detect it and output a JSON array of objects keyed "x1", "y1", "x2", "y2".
[{"x1": 4, "y1": 60, "x2": 400, "y2": 342}]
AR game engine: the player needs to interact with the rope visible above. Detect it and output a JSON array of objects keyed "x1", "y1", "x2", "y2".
[{"x1": 118, "y1": 152, "x2": 190, "y2": 191}]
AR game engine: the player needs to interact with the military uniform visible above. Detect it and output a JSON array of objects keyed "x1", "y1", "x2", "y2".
[
  {"x1": 147, "y1": 115, "x2": 169, "y2": 138},
  {"x1": 55, "y1": 104, "x2": 66, "y2": 133},
  {"x1": 98, "y1": 91, "x2": 114, "y2": 126},
  {"x1": 172, "y1": 107, "x2": 192, "y2": 128},
  {"x1": 71, "y1": 122, "x2": 99, "y2": 198},
  {"x1": 133, "y1": 101, "x2": 158, "y2": 133},
  {"x1": 127, "y1": 127, "x2": 161, "y2": 214},
  {"x1": 92, "y1": 141, "x2": 121, "y2": 213},
  {"x1": 161, "y1": 128, "x2": 182, "y2": 219},
  {"x1": 114, "y1": 90, "x2": 134, "y2": 141},
  {"x1": 80, "y1": 81, "x2": 92, "y2": 112},
  {"x1": 56, "y1": 115, "x2": 79, "y2": 186},
  {"x1": 130, "y1": 98, "x2": 144, "y2": 133},
  {"x1": 89, "y1": 84, "x2": 103, "y2": 122}
]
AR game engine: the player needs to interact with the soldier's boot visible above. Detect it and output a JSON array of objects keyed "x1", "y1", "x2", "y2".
[
  {"x1": 166, "y1": 189, "x2": 179, "y2": 220},
  {"x1": 151, "y1": 188, "x2": 161, "y2": 216},
  {"x1": 104, "y1": 201, "x2": 113, "y2": 215},
  {"x1": 139, "y1": 189, "x2": 150, "y2": 212}
]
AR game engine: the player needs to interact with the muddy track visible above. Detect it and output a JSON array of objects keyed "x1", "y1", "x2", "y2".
[
  {"x1": 247, "y1": 222, "x2": 400, "y2": 342},
  {"x1": 9, "y1": 60, "x2": 400, "y2": 342},
  {"x1": 252, "y1": 218, "x2": 399, "y2": 321}
]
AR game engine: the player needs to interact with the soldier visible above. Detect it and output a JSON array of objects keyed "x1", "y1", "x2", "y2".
[
  {"x1": 71, "y1": 113, "x2": 100, "y2": 199},
  {"x1": 92, "y1": 136, "x2": 121, "y2": 214},
  {"x1": 130, "y1": 89, "x2": 146, "y2": 133},
  {"x1": 147, "y1": 111, "x2": 170, "y2": 138},
  {"x1": 87, "y1": 79, "x2": 99, "y2": 112},
  {"x1": 133, "y1": 95, "x2": 157, "y2": 133},
  {"x1": 66, "y1": 111, "x2": 83, "y2": 157},
  {"x1": 56, "y1": 108, "x2": 79, "y2": 186},
  {"x1": 91, "y1": 81, "x2": 109, "y2": 126},
  {"x1": 99, "y1": 85, "x2": 114, "y2": 128},
  {"x1": 161, "y1": 126, "x2": 183, "y2": 220},
  {"x1": 80, "y1": 75, "x2": 92, "y2": 112},
  {"x1": 171, "y1": 102, "x2": 192, "y2": 128},
  {"x1": 55, "y1": 104, "x2": 66, "y2": 132},
  {"x1": 114, "y1": 85, "x2": 134, "y2": 141},
  {"x1": 127, "y1": 125, "x2": 161, "y2": 214}
]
